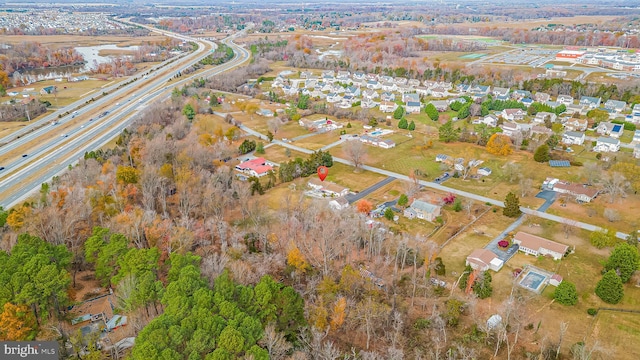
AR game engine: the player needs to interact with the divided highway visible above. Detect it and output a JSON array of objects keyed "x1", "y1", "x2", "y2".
[{"x1": 0, "y1": 27, "x2": 251, "y2": 209}]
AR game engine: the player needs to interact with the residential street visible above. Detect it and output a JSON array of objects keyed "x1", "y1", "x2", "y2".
[{"x1": 235, "y1": 122, "x2": 629, "y2": 239}]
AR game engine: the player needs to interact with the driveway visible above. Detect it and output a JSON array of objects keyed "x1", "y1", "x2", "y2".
[
  {"x1": 345, "y1": 176, "x2": 396, "y2": 204},
  {"x1": 535, "y1": 190, "x2": 557, "y2": 212}
]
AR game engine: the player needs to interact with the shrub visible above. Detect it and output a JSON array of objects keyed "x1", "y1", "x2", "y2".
[{"x1": 587, "y1": 308, "x2": 598, "y2": 316}]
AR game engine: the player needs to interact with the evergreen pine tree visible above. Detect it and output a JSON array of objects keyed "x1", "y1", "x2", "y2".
[{"x1": 503, "y1": 192, "x2": 522, "y2": 218}]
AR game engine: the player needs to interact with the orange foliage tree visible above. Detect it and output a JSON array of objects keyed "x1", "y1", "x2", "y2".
[
  {"x1": 356, "y1": 199, "x2": 373, "y2": 214},
  {"x1": 486, "y1": 133, "x2": 513, "y2": 156},
  {"x1": 0, "y1": 303, "x2": 36, "y2": 341},
  {"x1": 287, "y1": 245, "x2": 310, "y2": 273}
]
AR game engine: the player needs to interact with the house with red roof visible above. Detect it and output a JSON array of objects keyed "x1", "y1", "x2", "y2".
[{"x1": 235, "y1": 157, "x2": 274, "y2": 177}]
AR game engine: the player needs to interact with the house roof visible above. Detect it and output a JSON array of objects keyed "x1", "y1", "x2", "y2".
[
  {"x1": 553, "y1": 182, "x2": 599, "y2": 198},
  {"x1": 564, "y1": 131, "x2": 584, "y2": 138},
  {"x1": 467, "y1": 249, "x2": 500, "y2": 268},
  {"x1": 308, "y1": 177, "x2": 348, "y2": 194},
  {"x1": 513, "y1": 232, "x2": 569, "y2": 254},
  {"x1": 410, "y1": 199, "x2": 440, "y2": 213},
  {"x1": 597, "y1": 136, "x2": 620, "y2": 145}
]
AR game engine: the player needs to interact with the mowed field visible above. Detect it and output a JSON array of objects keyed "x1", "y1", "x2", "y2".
[{"x1": 0, "y1": 33, "x2": 168, "y2": 49}]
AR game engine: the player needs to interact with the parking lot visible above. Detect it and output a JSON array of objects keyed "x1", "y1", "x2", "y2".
[{"x1": 481, "y1": 48, "x2": 558, "y2": 67}]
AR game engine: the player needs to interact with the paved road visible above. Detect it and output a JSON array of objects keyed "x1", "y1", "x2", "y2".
[
  {"x1": 1, "y1": 30, "x2": 251, "y2": 209},
  {"x1": 345, "y1": 176, "x2": 396, "y2": 204},
  {"x1": 246, "y1": 135, "x2": 630, "y2": 239},
  {"x1": 320, "y1": 138, "x2": 345, "y2": 151}
]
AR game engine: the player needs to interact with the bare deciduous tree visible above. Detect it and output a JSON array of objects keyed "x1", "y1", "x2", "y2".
[
  {"x1": 519, "y1": 176, "x2": 534, "y2": 198},
  {"x1": 601, "y1": 172, "x2": 629, "y2": 203},
  {"x1": 343, "y1": 140, "x2": 367, "y2": 170}
]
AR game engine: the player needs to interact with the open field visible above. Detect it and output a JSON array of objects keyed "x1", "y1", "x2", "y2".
[
  {"x1": 589, "y1": 311, "x2": 640, "y2": 359},
  {"x1": 463, "y1": 16, "x2": 620, "y2": 30},
  {"x1": 0, "y1": 34, "x2": 169, "y2": 49}
]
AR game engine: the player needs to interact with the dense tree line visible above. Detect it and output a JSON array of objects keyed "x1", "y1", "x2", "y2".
[{"x1": 0, "y1": 42, "x2": 83, "y2": 74}]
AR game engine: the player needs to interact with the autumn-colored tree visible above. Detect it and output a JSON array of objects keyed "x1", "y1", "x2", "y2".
[
  {"x1": 116, "y1": 165, "x2": 140, "y2": 184},
  {"x1": 329, "y1": 297, "x2": 347, "y2": 331},
  {"x1": 5, "y1": 204, "x2": 31, "y2": 231},
  {"x1": 0, "y1": 303, "x2": 36, "y2": 341},
  {"x1": 287, "y1": 245, "x2": 310, "y2": 273},
  {"x1": 486, "y1": 133, "x2": 513, "y2": 156},
  {"x1": 356, "y1": 199, "x2": 373, "y2": 214}
]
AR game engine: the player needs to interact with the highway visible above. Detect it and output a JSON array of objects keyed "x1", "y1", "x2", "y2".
[{"x1": 0, "y1": 25, "x2": 251, "y2": 209}]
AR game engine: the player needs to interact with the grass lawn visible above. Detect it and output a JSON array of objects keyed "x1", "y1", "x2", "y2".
[
  {"x1": 325, "y1": 162, "x2": 387, "y2": 192},
  {"x1": 588, "y1": 312, "x2": 640, "y2": 360},
  {"x1": 619, "y1": 130, "x2": 633, "y2": 144},
  {"x1": 293, "y1": 131, "x2": 343, "y2": 150},
  {"x1": 262, "y1": 144, "x2": 309, "y2": 164}
]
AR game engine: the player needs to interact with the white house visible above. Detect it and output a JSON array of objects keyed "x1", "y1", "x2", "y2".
[
  {"x1": 403, "y1": 199, "x2": 441, "y2": 221},
  {"x1": 534, "y1": 112, "x2": 557, "y2": 124},
  {"x1": 329, "y1": 196, "x2": 350, "y2": 210},
  {"x1": 502, "y1": 108, "x2": 526, "y2": 121},
  {"x1": 557, "y1": 94, "x2": 574, "y2": 105},
  {"x1": 562, "y1": 131, "x2": 585, "y2": 145},
  {"x1": 500, "y1": 122, "x2": 520, "y2": 137},
  {"x1": 308, "y1": 178, "x2": 350, "y2": 197},
  {"x1": 405, "y1": 101, "x2": 422, "y2": 114},
  {"x1": 477, "y1": 167, "x2": 492, "y2": 176},
  {"x1": 512, "y1": 232, "x2": 569, "y2": 260},
  {"x1": 595, "y1": 137, "x2": 620, "y2": 152},
  {"x1": 596, "y1": 122, "x2": 624, "y2": 138},
  {"x1": 605, "y1": 99, "x2": 627, "y2": 113},
  {"x1": 579, "y1": 96, "x2": 601, "y2": 109},
  {"x1": 563, "y1": 118, "x2": 588, "y2": 132},
  {"x1": 466, "y1": 249, "x2": 504, "y2": 272},
  {"x1": 635, "y1": 144, "x2": 640, "y2": 159},
  {"x1": 482, "y1": 114, "x2": 498, "y2": 127},
  {"x1": 379, "y1": 101, "x2": 398, "y2": 113}
]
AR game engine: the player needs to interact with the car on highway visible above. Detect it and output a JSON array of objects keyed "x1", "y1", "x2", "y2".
[
  {"x1": 0, "y1": 167, "x2": 5, "y2": 171},
  {"x1": 61, "y1": 134, "x2": 68, "y2": 138},
  {"x1": 22, "y1": 154, "x2": 28, "y2": 158}
]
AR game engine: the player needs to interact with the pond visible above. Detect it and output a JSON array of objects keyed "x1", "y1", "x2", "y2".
[{"x1": 20, "y1": 44, "x2": 139, "y2": 79}]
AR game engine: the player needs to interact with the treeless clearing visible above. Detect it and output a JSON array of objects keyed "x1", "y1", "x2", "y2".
[
  {"x1": 0, "y1": 34, "x2": 169, "y2": 49},
  {"x1": 463, "y1": 16, "x2": 620, "y2": 30}
]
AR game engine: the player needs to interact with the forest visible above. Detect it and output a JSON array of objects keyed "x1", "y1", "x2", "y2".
[{"x1": 0, "y1": 42, "x2": 84, "y2": 74}]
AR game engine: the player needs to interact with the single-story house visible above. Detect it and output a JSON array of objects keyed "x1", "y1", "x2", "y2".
[
  {"x1": 492, "y1": 87, "x2": 510, "y2": 97},
  {"x1": 512, "y1": 232, "x2": 569, "y2": 260},
  {"x1": 235, "y1": 158, "x2": 274, "y2": 177},
  {"x1": 511, "y1": 89, "x2": 531, "y2": 100},
  {"x1": 308, "y1": 178, "x2": 350, "y2": 197},
  {"x1": 594, "y1": 137, "x2": 620, "y2": 152},
  {"x1": 477, "y1": 167, "x2": 492, "y2": 176},
  {"x1": 403, "y1": 93, "x2": 420, "y2": 103},
  {"x1": 466, "y1": 249, "x2": 504, "y2": 272},
  {"x1": 403, "y1": 199, "x2": 441, "y2": 222},
  {"x1": 633, "y1": 130, "x2": 640, "y2": 143},
  {"x1": 552, "y1": 181, "x2": 599, "y2": 203},
  {"x1": 562, "y1": 131, "x2": 585, "y2": 145},
  {"x1": 635, "y1": 143, "x2": 640, "y2": 159},
  {"x1": 329, "y1": 196, "x2": 349, "y2": 210}
]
